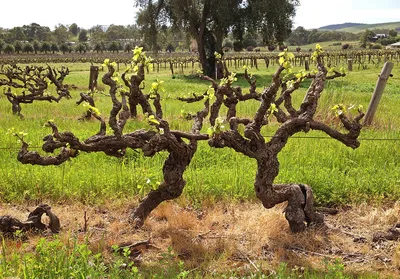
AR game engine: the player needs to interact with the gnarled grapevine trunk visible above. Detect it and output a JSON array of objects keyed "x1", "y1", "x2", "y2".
[
  {"x1": 254, "y1": 156, "x2": 324, "y2": 232},
  {"x1": 17, "y1": 49, "x2": 210, "y2": 230},
  {"x1": 130, "y1": 137, "x2": 195, "y2": 227},
  {"x1": 131, "y1": 98, "x2": 209, "y2": 228},
  {"x1": 15, "y1": 46, "x2": 364, "y2": 234},
  {"x1": 207, "y1": 52, "x2": 363, "y2": 232},
  {"x1": 1, "y1": 65, "x2": 71, "y2": 118}
]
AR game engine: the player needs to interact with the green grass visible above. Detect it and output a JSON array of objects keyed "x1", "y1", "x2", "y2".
[
  {"x1": 0, "y1": 236, "x2": 380, "y2": 279},
  {"x1": 1, "y1": 58, "x2": 400, "y2": 206},
  {"x1": 1, "y1": 56, "x2": 399, "y2": 279}
]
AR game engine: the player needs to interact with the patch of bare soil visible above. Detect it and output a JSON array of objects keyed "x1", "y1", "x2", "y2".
[{"x1": 1, "y1": 200, "x2": 400, "y2": 277}]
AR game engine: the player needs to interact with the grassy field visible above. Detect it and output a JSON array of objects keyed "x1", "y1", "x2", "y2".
[
  {"x1": 1, "y1": 59, "x2": 399, "y2": 206},
  {"x1": 294, "y1": 41, "x2": 360, "y2": 51},
  {"x1": 1, "y1": 55, "x2": 400, "y2": 278}
]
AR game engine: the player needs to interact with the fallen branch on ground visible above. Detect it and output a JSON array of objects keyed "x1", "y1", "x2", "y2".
[{"x1": 0, "y1": 204, "x2": 60, "y2": 236}]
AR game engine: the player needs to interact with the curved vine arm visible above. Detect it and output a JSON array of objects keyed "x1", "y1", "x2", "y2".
[
  {"x1": 17, "y1": 120, "x2": 158, "y2": 164},
  {"x1": 244, "y1": 65, "x2": 285, "y2": 142},
  {"x1": 275, "y1": 80, "x2": 302, "y2": 119},
  {"x1": 102, "y1": 65, "x2": 124, "y2": 137},
  {"x1": 46, "y1": 65, "x2": 71, "y2": 99},
  {"x1": 18, "y1": 139, "x2": 77, "y2": 166},
  {"x1": 177, "y1": 92, "x2": 206, "y2": 103},
  {"x1": 152, "y1": 92, "x2": 163, "y2": 119},
  {"x1": 190, "y1": 98, "x2": 210, "y2": 135},
  {"x1": 241, "y1": 68, "x2": 258, "y2": 98},
  {"x1": 121, "y1": 72, "x2": 132, "y2": 88},
  {"x1": 309, "y1": 111, "x2": 364, "y2": 149}
]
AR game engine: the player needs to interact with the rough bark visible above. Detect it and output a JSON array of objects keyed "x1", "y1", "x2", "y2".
[
  {"x1": 121, "y1": 64, "x2": 153, "y2": 118},
  {"x1": 200, "y1": 72, "x2": 261, "y2": 126},
  {"x1": 76, "y1": 92, "x2": 96, "y2": 120},
  {"x1": 0, "y1": 204, "x2": 60, "y2": 236},
  {"x1": 1, "y1": 65, "x2": 71, "y2": 118},
  {"x1": 207, "y1": 56, "x2": 363, "y2": 232},
  {"x1": 16, "y1": 61, "x2": 210, "y2": 230},
  {"x1": 130, "y1": 99, "x2": 210, "y2": 227},
  {"x1": 373, "y1": 223, "x2": 400, "y2": 242},
  {"x1": 15, "y1": 50, "x2": 364, "y2": 233},
  {"x1": 130, "y1": 135, "x2": 195, "y2": 227}
]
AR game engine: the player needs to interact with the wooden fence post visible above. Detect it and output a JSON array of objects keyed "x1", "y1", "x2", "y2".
[
  {"x1": 363, "y1": 61, "x2": 394, "y2": 126},
  {"x1": 89, "y1": 65, "x2": 99, "y2": 92},
  {"x1": 305, "y1": 59, "x2": 310, "y2": 71},
  {"x1": 347, "y1": 59, "x2": 353, "y2": 71}
]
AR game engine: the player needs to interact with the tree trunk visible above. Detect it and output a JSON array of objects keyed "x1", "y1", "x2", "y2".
[
  {"x1": 195, "y1": 26, "x2": 217, "y2": 78},
  {"x1": 254, "y1": 154, "x2": 324, "y2": 232},
  {"x1": 130, "y1": 135, "x2": 195, "y2": 228},
  {"x1": 214, "y1": 28, "x2": 225, "y2": 79},
  {"x1": 197, "y1": 36, "x2": 212, "y2": 77},
  {"x1": 215, "y1": 28, "x2": 224, "y2": 55}
]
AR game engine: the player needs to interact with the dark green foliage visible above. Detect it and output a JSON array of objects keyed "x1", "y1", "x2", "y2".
[
  {"x1": 93, "y1": 42, "x2": 104, "y2": 53},
  {"x1": 59, "y1": 43, "x2": 69, "y2": 54},
  {"x1": 78, "y1": 29, "x2": 88, "y2": 42},
  {"x1": 359, "y1": 29, "x2": 376, "y2": 48},
  {"x1": 378, "y1": 36, "x2": 400, "y2": 46},
  {"x1": 108, "y1": 41, "x2": 122, "y2": 52},
  {"x1": 244, "y1": 0, "x2": 298, "y2": 45},
  {"x1": 135, "y1": 0, "x2": 298, "y2": 76},
  {"x1": 53, "y1": 24, "x2": 71, "y2": 44},
  {"x1": 3, "y1": 44, "x2": 15, "y2": 54},
  {"x1": 51, "y1": 42, "x2": 59, "y2": 53},
  {"x1": 69, "y1": 23, "x2": 79, "y2": 36},
  {"x1": 4, "y1": 26, "x2": 27, "y2": 43},
  {"x1": 388, "y1": 29, "x2": 398, "y2": 37},
  {"x1": 125, "y1": 42, "x2": 134, "y2": 52},
  {"x1": 23, "y1": 42, "x2": 34, "y2": 53},
  {"x1": 13, "y1": 41, "x2": 23, "y2": 53},
  {"x1": 40, "y1": 41, "x2": 51, "y2": 53},
  {"x1": 75, "y1": 43, "x2": 87, "y2": 53},
  {"x1": 0, "y1": 39, "x2": 4, "y2": 53},
  {"x1": 32, "y1": 40, "x2": 40, "y2": 53},
  {"x1": 22, "y1": 23, "x2": 52, "y2": 41},
  {"x1": 288, "y1": 27, "x2": 359, "y2": 46}
]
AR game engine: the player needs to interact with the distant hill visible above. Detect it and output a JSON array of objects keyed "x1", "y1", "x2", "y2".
[
  {"x1": 318, "y1": 21, "x2": 400, "y2": 33},
  {"x1": 319, "y1": 23, "x2": 364, "y2": 30}
]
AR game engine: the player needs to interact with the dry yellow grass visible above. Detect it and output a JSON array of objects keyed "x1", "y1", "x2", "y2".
[{"x1": 1, "y1": 200, "x2": 400, "y2": 277}]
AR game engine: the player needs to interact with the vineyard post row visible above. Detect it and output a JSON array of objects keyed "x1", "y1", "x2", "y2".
[{"x1": 1, "y1": 49, "x2": 399, "y2": 74}]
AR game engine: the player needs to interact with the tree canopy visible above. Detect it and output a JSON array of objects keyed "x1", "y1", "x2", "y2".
[
  {"x1": 135, "y1": 0, "x2": 299, "y2": 76},
  {"x1": 243, "y1": 0, "x2": 298, "y2": 45}
]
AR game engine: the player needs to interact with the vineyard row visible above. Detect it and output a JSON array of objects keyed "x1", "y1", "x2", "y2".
[{"x1": 1, "y1": 49, "x2": 399, "y2": 72}]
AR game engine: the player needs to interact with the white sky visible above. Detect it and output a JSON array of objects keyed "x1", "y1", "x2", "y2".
[
  {"x1": 0, "y1": 0, "x2": 139, "y2": 30},
  {"x1": 294, "y1": 0, "x2": 400, "y2": 29},
  {"x1": 0, "y1": 0, "x2": 399, "y2": 30}
]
